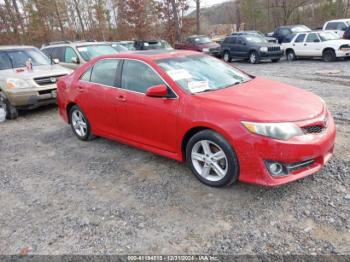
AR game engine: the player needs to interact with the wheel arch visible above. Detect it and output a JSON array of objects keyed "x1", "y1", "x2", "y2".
[
  {"x1": 66, "y1": 102, "x2": 77, "y2": 123},
  {"x1": 322, "y1": 47, "x2": 335, "y2": 55}
]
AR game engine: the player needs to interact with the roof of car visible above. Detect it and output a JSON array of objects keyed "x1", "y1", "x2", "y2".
[
  {"x1": 42, "y1": 41, "x2": 110, "y2": 49},
  {"x1": 326, "y1": 19, "x2": 350, "y2": 22},
  {"x1": 96, "y1": 50, "x2": 201, "y2": 61},
  {"x1": 0, "y1": 45, "x2": 36, "y2": 50}
]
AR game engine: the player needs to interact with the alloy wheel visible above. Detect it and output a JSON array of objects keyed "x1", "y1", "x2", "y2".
[
  {"x1": 191, "y1": 140, "x2": 228, "y2": 182},
  {"x1": 71, "y1": 109, "x2": 88, "y2": 137},
  {"x1": 250, "y1": 52, "x2": 256, "y2": 64}
]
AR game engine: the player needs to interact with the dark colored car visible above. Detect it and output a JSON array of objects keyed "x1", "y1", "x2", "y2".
[
  {"x1": 175, "y1": 35, "x2": 221, "y2": 57},
  {"x1": 221, "y1": 34, "x2": 284, "y2": 64},
  {"x1": 231, "y1": 31, "x2": 278, "y2": 43},
  {"x1": 134, "y1": 40, "x2": 173, "y2": 51},
  {"x1": 272, "y1": 25, "x2": 311, "y2": 44}
]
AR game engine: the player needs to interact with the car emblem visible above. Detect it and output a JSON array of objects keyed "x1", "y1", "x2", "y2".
[{"x1": 50, "y1": 77, "x2": 57, "y2": 83}]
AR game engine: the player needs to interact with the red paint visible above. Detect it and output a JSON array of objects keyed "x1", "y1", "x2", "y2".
[
  {"x1": 57, "y1": 50, "x2": 336, "y2": 187},
  {"x1": 146, "y1": 84, "x2": 168, "y2": 98}
]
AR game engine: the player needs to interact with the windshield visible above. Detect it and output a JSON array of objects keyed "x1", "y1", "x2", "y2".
[
  {"x1": 318, "y1": 31, "x2": 340, "y2": 41},
  {"x1": 111, "y1": 43, "x2": 129, "y2": 52},
  {"x1": 244, "y1": 35, "x2": 267, "y2": 43},
  {"x1": 76, "y1": 44, "x2": 117, "y2": 61},
  {"x1": 193, "y1": 36, "x2": 212, "y2": 44},
  {"x1": 291, "y1": 25, "x2": 311, "y2": 33},
  {"x1": 157, "y1": 55, "x2": 252, "y2": 94},
  {"x1": 120, "y1": 42, "x2": 135, "y2": 50},
  {"x1": 0, "y1": 48, "x2": 51, "y2": 70}
]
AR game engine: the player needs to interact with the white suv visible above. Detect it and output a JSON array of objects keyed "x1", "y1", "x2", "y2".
[
  {"x1": 282, "y1": 31, "x2": 350, "y2": 62},
  {"x1": 323, "y1": 19, "x2": 350, "y2": 38}
]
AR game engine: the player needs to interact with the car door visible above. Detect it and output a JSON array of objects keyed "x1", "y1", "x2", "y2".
[
  {"x1": 229, "y1": 36, "x2": 240, "y2": 57},
  {"x1": 236, "y1": 37, "x2": 249, "y2": 58},
  {"x1": 304, "y1": 33, "x2": 322, "y2": 57},
  {"x1": 292, "y1": 33, "x2": 307, "y2": 56},
  {"x1": 61, "y1": 46, "x2": 80, "y2": 70},
  {"x1": 75, "y1": 59, "x2": 123, "y2": 136},
  {"x1": 118, "y1": 59, "x2": 179, "y2": 153}
]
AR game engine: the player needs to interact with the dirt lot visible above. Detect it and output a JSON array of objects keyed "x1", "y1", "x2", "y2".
[{"x1": 0, "y1": 58, "x2": 349, "y2": 255}]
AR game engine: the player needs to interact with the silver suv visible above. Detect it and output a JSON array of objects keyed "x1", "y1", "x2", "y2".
[
  {"x1": 41, "y1": 41, "x2": 118, "y2": 70},
  {"x1": 0, "y1": 46, "x2": 72, "y2": 119}
]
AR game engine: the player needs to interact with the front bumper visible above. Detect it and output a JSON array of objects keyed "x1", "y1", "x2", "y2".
[
  {"x1": 6, "y1": 84, "x2": 58, "y2": 109},
  {"x1": 336, "y1": 49, "x2": 350, "y2": 57},
  {"x1": 260, "y1": 51, "x2": 284, "y2": 60},
  {"x1": 233, "y1": 112, "x2": 336, "y2": 186}
]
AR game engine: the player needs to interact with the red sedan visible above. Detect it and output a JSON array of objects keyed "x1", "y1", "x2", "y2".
[{"x1": 57, "y1": 50, "x2": 336, "y2": 187}]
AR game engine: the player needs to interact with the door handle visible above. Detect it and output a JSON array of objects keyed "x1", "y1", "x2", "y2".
[
  {"x1": 77, "y1": 85, "x2": 83, "y2": 92},
  {"x1": 116, "y1": 95, "x2": 126, "y2": 102}
]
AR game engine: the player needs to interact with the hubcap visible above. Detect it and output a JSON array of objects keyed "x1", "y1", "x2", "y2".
[
  {"x1": 250, "y1": 53, "x2": 256, "y2": 63},
  {"x1": 72, "y1": 110, "x2": 87, "y2": 137},
  {"x1": 224, "y1": 53, "x2": 229, "y2": 62},
  {"x1": 191, "y1": 140, "x2": 228, "y2": 182},
  {"x1": 288, "y1": 53, "x2": 294, "y2": 61}
]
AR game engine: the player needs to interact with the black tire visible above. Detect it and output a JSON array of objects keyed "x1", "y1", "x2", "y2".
[
  {"x1": 286, "y1": 50, "x2": 296, "y2": 61},
  {"x1": 223, "y1": 51, "x2": 232, "y2": 63},
  {"x1": 323, "y1": 49, "x2": 336, "y2": 62},
  {"x1": 69, "y1": 105, "x2": 95, "y2": 141},
  {"x1": 271, "y1": 58, "x2": 280, "y2": 63},
  {"x1": 249, "y1": 51, "x2": 260, "y2": 64},
  {"x1": 0, "y1": 94, "x2": 18, "y2": 120},
  {"x1": 186, "y1": 130, "x2": 239, "y2": 187}
]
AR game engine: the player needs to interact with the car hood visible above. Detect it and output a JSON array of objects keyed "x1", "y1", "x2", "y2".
[
  {"x1": 0, "y1": 64, "x2": 72, "y2": 80},
  {"x1": 197, "y1": 42, "x2": 221, "y2": 49},
  {"x1": 195, "y1": 77, "x2": 324, "y2": 122}
]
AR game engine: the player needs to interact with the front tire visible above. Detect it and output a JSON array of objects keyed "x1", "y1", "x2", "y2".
[
  {"x1": 186, "y1": 130, "x2": 239, "y2": 187},
  {"x1": 69, "y1": 105, "x2": 94, "y2": 141},
  {"x1": 249, "y1": 51, "x2": 259, "y2": 64},
  {"x1": 323, "y1": 49, "x2": 336, "y2": 62},
  {"x1": 0, "y1": 94, "x2": 18, "y2": 120},
  {"x1": 286, "y1": 50, "x2": 296, "y2": 61},
  {"x1": 223, "y1": 51, "x2": 232, "y2": 63}
]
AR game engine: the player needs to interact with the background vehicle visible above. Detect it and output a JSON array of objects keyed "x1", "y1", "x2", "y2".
[
  {"x1": 134, "y1": 40, "x2": 173, "y2": 50},
  {"x1": 110, "y1": 42, "x2": 129, "y2": 52},
  {"x1": 323, "y1": 19, "x2": 350, "y2": 38},
  {"x1": 175, "y1": 35, "x2": 221, "y2": 56},
  {"x1": 282, "y1": 31, "x2": 350, "y2": 62},
  {"x1": 41, "y1": 41, "x2": 117, "y2": 69},
  {"x1": 0, "y1": 46, "x2": 71, "y2": 119},
  {"x1": 273, "y1": 25, "x2": 311, "y2": 43},
  {"x1": 116, "y1": 41, "x2": 136, "y2": 51},
  {"x1": 57, "y1": 50, "x2": 335, "y2": 187},
  {"x1": 221, "y1": 34, "x2": 283, "y2": 64},
  {"x1": 231, "y1": 31, "x2": 278, "y2": 43}
]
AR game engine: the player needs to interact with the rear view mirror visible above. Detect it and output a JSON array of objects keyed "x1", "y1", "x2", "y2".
[
  {"x1": 146, "y1": 85, "x2": 168, "y2": 98},
  {"x1": 71, "y1": 57, "x2": 80, "y2": 64}
]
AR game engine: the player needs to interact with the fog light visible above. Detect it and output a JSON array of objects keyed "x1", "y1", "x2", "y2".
[{"x1": 265, "y1": 161, "x2": 286, "y2": 176}]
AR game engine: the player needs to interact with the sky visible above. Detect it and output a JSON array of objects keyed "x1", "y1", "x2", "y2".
[{"x1": 188, "y1": 0, "x2": 232, "y2": 10}]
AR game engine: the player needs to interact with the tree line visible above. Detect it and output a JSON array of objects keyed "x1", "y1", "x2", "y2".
[{"x1": 1, "y1": 0, "x2": 349, "y2": 47}]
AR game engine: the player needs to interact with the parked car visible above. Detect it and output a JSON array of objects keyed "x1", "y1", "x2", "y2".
[
  {"x1": 221, "y1": 34, "x2": 283, "y2": 64},
  {"x1": 175, "y1": 35, "x2": 221, "y2": 56},
  {"x1": 134, "y1": 40, "x2": 173, "y2": 51},
  {"x1": 57, "y1": 50, "x2": 335, "y2": 187},
  {"x1": 323, "y1": 19, "x2": 350, "y2": 38},
  {"x1": 231, "y1": 31, "x2": 278, "y2": 43},
  {"x1": 110, "y1": 42, "x2": 129, "y2": 52},
  {"x1": 282, "y1": 31, "x2": 350, "y2": 62},
  {"x1": 273, "y1": 25, "x2": 311, "y2": 43},
  {"x1": 41, "y1": 41, "x2": 118, "y2": 70},
  {"x1": 117, "y1": 41, "x2": 136, "y2": 51},
  {"x1": 0, "y1": 46, "x2": 71, "y2": 119}
]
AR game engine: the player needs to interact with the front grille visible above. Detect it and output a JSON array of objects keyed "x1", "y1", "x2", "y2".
[
  {"x1": 34, "y1": 74, "x2": 66, "y2": 86},
  {"x1": 302, "y1": 125, "x2": 325, "y2": 134},
  {"x1": 268, "y1": 46, "x2": 281, "y2": 52}
]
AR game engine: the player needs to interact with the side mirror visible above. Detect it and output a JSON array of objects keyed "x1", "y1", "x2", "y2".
[
  {"x1": 71, "y1": 57, "x2": 80, "y2": 64},
  {"x1": 146, "y1": 84, "x2": 168, "y2": 98},
  {"x1": 52, "y1": 58, "x2": 60, "y2": 64}
]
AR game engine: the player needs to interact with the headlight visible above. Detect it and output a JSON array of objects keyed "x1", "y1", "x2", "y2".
[
  {"x1": 202, "y1": 48, "x2": 210, "y2": 52},
  {"x1": 242, "y1": 121, "x2": 304, "y2": 140},
  {"x1": 6, "y1": 78, "x2": 31, "y2": 89},
  {"x1": 260, "y1": 47, "x2": 268, "y2": 52}
]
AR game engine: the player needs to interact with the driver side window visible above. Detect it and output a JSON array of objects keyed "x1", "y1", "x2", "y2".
[
  {"x1": 306, "y1": 33, "x2": 320, "y2": 43},
  {"x1": 122, "y1": 60, "x2": 164, "y2": 94}
]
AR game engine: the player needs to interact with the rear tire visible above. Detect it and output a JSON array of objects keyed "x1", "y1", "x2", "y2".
[
  {"x1": 223, "y1": 51, "x2": 232, "y2": 63},
  {"x1": 69, "y1": 105, "x2": 95, "y2": 141},
  {"x1": 323, "y1": 49, "x2": 336, "y2": 62},
  {"x1": 186, "y1": 130, "x2": 239, "y2": 187},
  {"x1": 0, "y1": 94, "x2": 18, "y2": 120},
  {"x1": 286, "y1": 50, "x2": 296, "y2": 61},
  {"x1": 249, "y1": 51, "x2": 259, "y2": 64}
]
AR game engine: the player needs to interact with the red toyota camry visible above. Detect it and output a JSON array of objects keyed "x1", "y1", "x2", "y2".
[{"x1": 57, "y1": 50, "x2": 336, "y2": 187}]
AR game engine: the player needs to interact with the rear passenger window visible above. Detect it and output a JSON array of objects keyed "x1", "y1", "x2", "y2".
[
  {"x1": 42, "y1": 47, "x2": 65, "y2": 62},
  {"x1": 306, "y1": 33, "x2": 320, "y2": 42},
  {"x1": 295, "y1": 34, "x2": 306, "y2": 43},
  {"x1": 90, "y1": 59, "x2": 120, "y2": 87}
]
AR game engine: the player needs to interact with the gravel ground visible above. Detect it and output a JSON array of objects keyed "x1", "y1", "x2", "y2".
[{"x1": 0, "y1": 58, "x2": 349, "y2": 256}]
